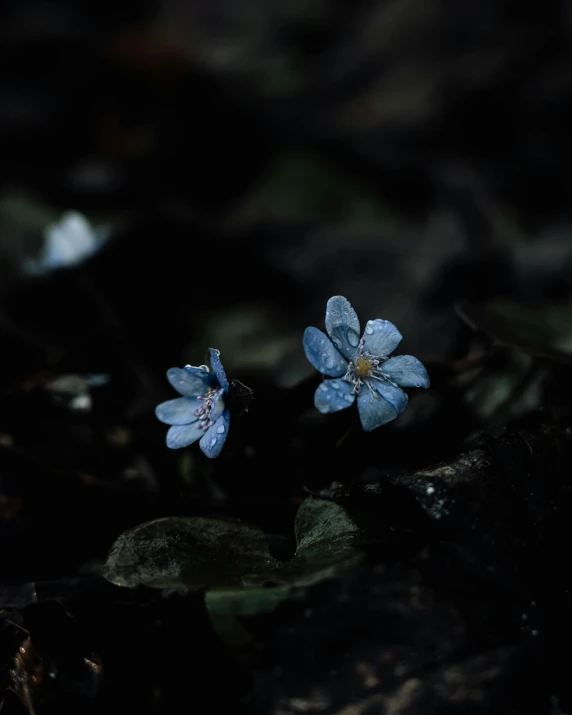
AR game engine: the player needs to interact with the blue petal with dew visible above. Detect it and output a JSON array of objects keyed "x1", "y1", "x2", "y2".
[
  {"x1": 200, "y1": 409, "x2": 230, "y2": 458},
  {"x1": 362, "y1": 319, "x2": 402, "y2": 357},
  {"x1": 381, "y1": 355, "x2": 430, "y2": 389},
  {"x1": 357, "y1": 384, "x2": 406, "y2": 432},
  {"x1": 303, "y1": 327, "x2": 347, "y2": 377},
  {"x1": 209, "y1": 348, "x2": 229, "y2": 392},
  {"x1": 314, "y1": 378, "x2": 355, "y2": 413},
  {"x1": 375, "y1": 380, "x2": 408, "y2": 414},
  {"x1": 155, "y1": 397, "x2": 201, "y2": 425},
  {"x1": 209, "y1": 389, "x2": 226, "y2": 423},
  {"x1": 166, "y1": 422, "x2": 205, "y2": 449},
  {"x1": 167, "y1": 366, "x2": 216, "y2": 396},
  {"x1": 325, "y1": 296, "x2": 361, "y2": 361}
]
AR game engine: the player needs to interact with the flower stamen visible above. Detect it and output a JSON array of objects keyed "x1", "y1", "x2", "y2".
[
  {"x1": 343, "y1": 344, "x2": 393, "y2": 397},
  {"x1": 354, "y1": 356, "x2": 374, "y2": 378},
  {"x1": 193, "y1": 388, "x2": 219, "y2": 430}
]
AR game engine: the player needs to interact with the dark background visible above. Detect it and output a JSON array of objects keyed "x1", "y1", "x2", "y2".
[{"x1": 1, "y1": 1, "x2": 572, "y2": 713}]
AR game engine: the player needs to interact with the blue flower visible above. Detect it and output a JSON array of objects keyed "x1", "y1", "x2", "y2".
[
  {"x1": 155, "y1": 348, "x2": 230, "y2": 458},
  {"x1": 303, "y1": 296, "x2": 430, "y2": 431},
  {"x1": 28, "y1": 211, "x2": 109, "y2": 274}
]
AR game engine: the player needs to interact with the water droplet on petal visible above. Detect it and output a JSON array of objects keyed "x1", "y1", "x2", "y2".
[
  {"x1": 344, "y1": 393, "x2": 353, "y2": 402},
  {"x1": 210, "y1": 438, "x2": 217, "y2": 448},
  {"x1": 365, "y1": 322, "x2": 373, "y2": 335},
  {"x1": 325, "y1": 355, "x2": 334, "y2": 369},
  {"x1": 347, "y1": 330, "x2": 359, "y2": 347},
  {"x1": 330, "y1": 381, "x2": 340, "y2": 390},
  {"x1": 332, "y1": 337, "x2": 342, "y2": 349},
  {"x1": 217, "y1": 424, "x2": 225, "y2": 434}
]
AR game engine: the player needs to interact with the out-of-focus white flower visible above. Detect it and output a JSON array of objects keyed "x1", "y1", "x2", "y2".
[
  {"x1": 46, "y1": 373, "x2": 110, "y2": 412},
  {"x1": 28, "y1": 211, "x2": 108, "y2": 274}
]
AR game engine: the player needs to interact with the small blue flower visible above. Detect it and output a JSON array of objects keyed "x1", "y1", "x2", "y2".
[
  {"x1": 28, "y1": 211, "x2": 109, "y2": 274},
  {"x1": 155, "y1": 348, "x2": 230, "y2": 458},
  {"x1": 303, "y1": 296, "x2": 429, "y2": 431}
]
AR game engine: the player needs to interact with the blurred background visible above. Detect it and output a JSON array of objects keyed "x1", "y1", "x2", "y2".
[{"x1": 2, "y1": 1, "x2": 572, "y2": 713}]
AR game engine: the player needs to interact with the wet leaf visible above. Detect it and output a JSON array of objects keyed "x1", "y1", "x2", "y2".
[
  {"x1": 276, "y1": 498, "x2": 364, "y2": 586},
  {"x1": 104, "y1": 499, "x2": 366, "y2": 595},
  {"x1": 103, "y1": 516, "x2": 276, "y2": 589},
  {"x1": 294, "y1": 494, "x2": 360, "y2": 550}
]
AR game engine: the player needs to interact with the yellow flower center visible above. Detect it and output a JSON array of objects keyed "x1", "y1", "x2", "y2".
[{"x1": 354, "y1": 356, "x2": 373, "y2": 378}]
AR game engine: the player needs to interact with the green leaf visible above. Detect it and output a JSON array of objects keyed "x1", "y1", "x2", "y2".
[
  {"x1": 206, "y1": 585, "x2": 295, "y2": 617},
  {"x1": 104, "y1": 499, "x2": 367, "y2": 606},
  {"x1": 104, "y1": 516, "x2": 276, "y2": 589},
  {"x1": 294, "y1": 495, "x2": 360, "y2": 550},
  {"x1": 274, "y1": 498, "x2": 364, "y2": 586}
]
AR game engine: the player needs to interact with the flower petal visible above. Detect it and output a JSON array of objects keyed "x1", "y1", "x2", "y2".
[
  {"x1": 60, "y1": 211, "x2": 94, "y2": 242},
  {"x1": 374, "y1": 380, "x2": 408, "y2": 414},
  {"x1": 200, "y1": 409, "x2": 230, "y2": 458},
  {"x1": 381, "y1": 355, "x2": 430, "y2": 389},
  {"x1": 155, "y1": 397, "x2": 201, "y2": 425},
  {"x1": 314, "y1": 378, "x2": 355, "y2": 414},
  {"x1": 303, "y1": 327, "x2": 348, "y2": 377},
  {"x1": 167, "y1": 366, "x2": 216, "y2": 396},
  {"x1": 325, "y1": 296, "x2": 361, "y2": 361},
  {"x1": 357, "y1": 391, "x2": 396, "y2": 432},
  {"x1": 209, "y1": 348, "x2": 229, "y2": 391},
  {"x1": 43, "y1": 212, "x2": 97, "y2": 268},
  {"x1": 362, "y1": 319, "x2": 402, "y2": 358},
  {"x1": 210, "y1": 389, "x2": 226, "y2": 422},
  {"x1": 166, "y1": 422, "x2": 204, "y2": 449},
  {"x1": 357, "y1": 382, "x2": 407, "y2": 432}
]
